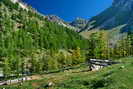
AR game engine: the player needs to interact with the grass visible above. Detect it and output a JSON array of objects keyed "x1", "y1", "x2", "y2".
[
  {"x1": 1, "y1": 57, "x2": 133, "y2": 89},
  {"x1": 80, "y1": 25, "x2": 127, "y2": 41}
]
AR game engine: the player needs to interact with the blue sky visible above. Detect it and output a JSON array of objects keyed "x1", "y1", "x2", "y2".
[{"x1": 24, "y1": 0, "x2": 113, "y2": 21}]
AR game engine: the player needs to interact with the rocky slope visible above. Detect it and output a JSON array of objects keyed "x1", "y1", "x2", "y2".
[
  {"x1": 10, "y1": 0, "x2": 28, "y2": 9},
  {"x1": 70, "y1": 17, "x2": 88, "y2": 30},
  {"x1": 17, "y1": 0, "x2": 87, "y2": 32},
  {"x1": 9, "y1": 0, "x2": 81, "y2": 32},
  {"x1": 82, "y1": 0, "x2": 133, "y2": 33},
  {"x1": 45, "y1": 15, "x2": 80, "y2": 32}
]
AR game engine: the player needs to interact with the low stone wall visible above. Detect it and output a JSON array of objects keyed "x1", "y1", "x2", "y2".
[{"x1": 0, "y1": 77, "x2": 32, "y2": 85}]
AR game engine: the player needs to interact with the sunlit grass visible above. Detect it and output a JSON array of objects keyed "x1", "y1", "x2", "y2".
[{"x1": 1, "y1": 57, "x2": 133, "y2": 89}]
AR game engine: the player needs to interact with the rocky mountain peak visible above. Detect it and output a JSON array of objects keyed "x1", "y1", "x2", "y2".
[
  {"x1": 70, "y1": 17, "x2": 88, "y2": 29},
  {"x1": 45, "y1": 15, "x2": 64, "y2": 23},
  {"x1": 45, "y1": 15, "x2": 80, "y2": 31},
  {"x1": 113, "y1": 0, "x2": 133, "y2": 11},
  {"x1": 82, "y1": 0, "x2": 133, "y2": 32}
]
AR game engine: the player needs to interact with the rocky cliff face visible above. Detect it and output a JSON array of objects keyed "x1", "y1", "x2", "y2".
[
  {"x1": 82, "y1": 0, "x2": 133, "y2": 32},
  {"x1": 45, "y1": 15, "x2": 80, "y2": 32},
  {"x1": 46, "y1": 15, "x2": 65, "y2": 25},
  {"x1": 70, "y1": 17, "x2": 88, "y2": 29}
]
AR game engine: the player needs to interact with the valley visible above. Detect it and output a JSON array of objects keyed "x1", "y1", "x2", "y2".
[
  {"x1": 1, "y1": 0, "x2": 133, "y2": 89},
  {"x1": 0, "y1": 57, "x2": 133, "y2": 89}
]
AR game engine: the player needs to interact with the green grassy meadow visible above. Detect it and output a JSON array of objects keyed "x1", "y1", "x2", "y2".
[{"x1": 1, "y1": 57, "x2": 133, "y2": 89}]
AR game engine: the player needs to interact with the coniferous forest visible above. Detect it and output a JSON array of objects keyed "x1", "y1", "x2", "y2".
[
  {"x1": 0, "y1": 0, "x2": 89, "y2": 78},
  {"x1": 1, "y1": 0, "x2": 133, "y2": 88}
]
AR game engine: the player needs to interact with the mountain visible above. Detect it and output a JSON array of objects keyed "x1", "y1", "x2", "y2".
[
  {"x1": 70, "y1": 17, "x2": 88, "y2": 30},
  {"x1": 1, "y1": 0, "x2": 133, "y2": 87},
  {"x1": 0, "y1": 0, "x2": 88, "y2": 55},
  {"x1": 45, "y1": 15, "x2": 80, "y2": 32},
  {"x1": 0, "y1": 0, "x2": 89, "y2": 75},
  {"x1": 10, "y1": 0, "x2": 28, "y2": 9},
  {"x1": 45, "y1": 15, "x2": 64, "y2": 24},
  {"x1": 82, "y1": 0, "x2": 133, "y2": 33}
]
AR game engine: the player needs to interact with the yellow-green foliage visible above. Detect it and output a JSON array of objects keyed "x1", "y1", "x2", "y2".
[
  {"x1": 0, "y1": 0, "x2": 88, "y2": 77},
  {"x1": 88, "y1": 31, "x2": 109, "y2": 59},
  {"x1": 47, "y1": 57, "x2": 59, "y2": 71},
  {"x1": 71, "y1": 47, "x2": 85, "y2": 64}
]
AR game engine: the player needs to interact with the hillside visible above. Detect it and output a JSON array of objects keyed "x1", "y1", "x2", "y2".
[
  {"x1": 82, "y1": 0, "x2": 133, "y2": 33},
  {"x1": 0, "y1": 0, "x2": 88, "y2": 77},
  {"x1": 1, "y1": 0, "x2": 133, "y2": 88},
  {"x1": 0, "y1": 0, "x2": 89, "y2": 50}
]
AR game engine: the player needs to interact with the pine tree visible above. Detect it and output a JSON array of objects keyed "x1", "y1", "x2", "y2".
[{"x1": 3, "y1": 58, "x2": 11, "y2": 80}]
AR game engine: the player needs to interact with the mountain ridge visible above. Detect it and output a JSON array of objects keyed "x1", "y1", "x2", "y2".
[
  {"x1": 10, "y1": 0, "x2": 28, "y2": 9},
  {"x1": 70, "y1": 17, "x2": 88, "y2": 30},
  {"x1": 15, "y1": 0, "x2": 133, "y2": 33},
  {"x1": 81, "y1": 0, "x2": 133, "y2": 32},
  {"x1": 45, "y1": 15, "x2": 80, "y2": 32}
]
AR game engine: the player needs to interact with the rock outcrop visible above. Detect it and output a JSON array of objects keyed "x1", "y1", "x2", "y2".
[
  {"x1": 45, "y1": 15, "x2": 80, "y2": 32},
  {"x1": 11, "y1": 0, "x2": 28, "y2": 10},
  {"x1": 70, "y1": 17, "x2": 88, "y2": 29}
]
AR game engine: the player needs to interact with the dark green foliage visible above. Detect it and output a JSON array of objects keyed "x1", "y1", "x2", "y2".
[
  {"x1": 87, "y1": 31, "x2": 109, "y2": 59},
  {"x1": 2, "y1": 0, "x2": 133, "y2": 83},
  {"x1": 87, "y1": 31, "x2": 133, "y2": 59},
  {"x1": 0, "y1": 0, "x2": 88, "y2": 77},
  {"x1": 0, "y1": 1, "x2": 88, "y2": 51}
]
